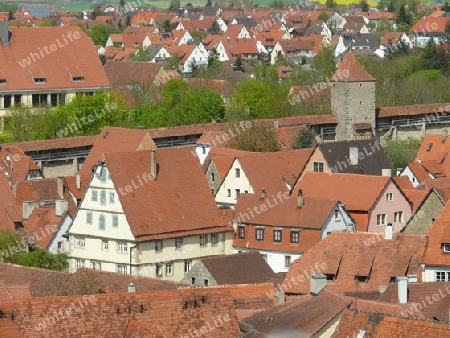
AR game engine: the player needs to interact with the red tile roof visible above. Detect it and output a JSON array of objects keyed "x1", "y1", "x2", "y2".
[
  {"x1": 78, "y1": 126, "x2": 156, "y2": 176},
  {"x1": 64, "y1": 175, "x2": 90, "y2": 200},
  {"x1": 0, "y1": 285, "x2": 32, "y2": 300},
  {"x1": 0, "y1": 175, "x2": 22, "y2": 231},
  {"x1": 408, "y1": 162, "x2": 432, "y2": 182},
  {"x1": 0, "y1": 26, "x2": 109, "y2": 91},
  {"x1": 0, "y1": 288, "x2": 240, "y2": 337},
  {"x1": 103, "y1": 61, "x2": 162, "y2": 87},
  {"x1": 331, "y1": 51, "x2": 375, "y2": 82},
  {"x1": 416, "y1": 134, "x2": 450, "y2": 163},
  {"x1": 3, "y1": 135, "x2": 97, "y2": 152},
  {"x1": 104, "y1": 148, "x2": 233, "y2": 242},
  {"x1": 410, "y1": 16, "x2": 450, "y2": 33},
  {"x1": 283, "y1": 232, "x2": 427, "y2": 294},
  {"x1": 422, "y1": 201, "x2": 450, "y2": 266},
  {"x1": 377, "y1": 103, "x2": 450, "y2": 118},
  {"x1": 380, "y1": 31, "x2": 406, "y2": 45}
]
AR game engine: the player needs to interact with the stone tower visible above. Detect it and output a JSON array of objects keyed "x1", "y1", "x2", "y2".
[{"x1": 331, "y1": 51, "x2": 376, "y2": 141}]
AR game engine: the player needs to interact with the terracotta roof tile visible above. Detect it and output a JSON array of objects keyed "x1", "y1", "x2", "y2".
[
  {"x1": 198, "y1": 252, "x2": 276, "y2": 284},
  {"x1": 422, "y1": 201, "x2": 450, "y2": 266},
  {"x1": 0, "y1": 26, "x2": 109, "y2": 91},
  {"x1": 104, "y1": 148, "x2": 232, "y2": 242},
  {"x1": 399, "y1": 188, "x2": 429, "y2": 212},
  {"x1": 331, "y1": 51, "x2": 375, "y2": 82},
  {"x1": 4, "y1": 136, "x2": 97, "y2": 153},
  {"x1": 416, "y1": 134, "x2": 450, "y2": 163},
  {"x1": 0, "y1": 285, "x2": 32, "y2": 300},
  {"x1": 410, "y1": 16, "x2": 450, "y2": 33},
  {"x1": 380, "y1": 31, "x2": 406, "y2": 45},
  {"x1": 0, "y1": 175, "x2": 21, "y2": 231},
  {"x1": 377, "y1": 103, "x2": 450, "y2": 118},
  {"x1": 188, "y1": 78, "x2": 236, "y2": 96},
  {"x1": 283, "y1": 232, "x2": 427, "y2": 294},
  {"x1": 408, "y1": 162, "x2": 432, "y2": 183},
  {"x1": 103, "y1": 61, "x2": 162, "y2": 87}
]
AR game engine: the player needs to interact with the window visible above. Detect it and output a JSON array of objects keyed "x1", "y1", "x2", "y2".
[
  {"x1": 14, "y1": 94, "x2": 22, "y2": 106},
  {"x1": 155, "y1": 240, "x2": 163, "y2": 252},
  {"x1": 100, "y1": 190, "x2": 106, "y2": 206},
  {"x1": 377, "y1": 214, "x2": 387, "y2": 226},
  {"x1": 204, "y1": 279, "x2": 209, "y2": 286},
  {"x1": 235, "y1": 168, "x2": 241, "y2": 177},
  {"x1": 75, "y1": 237, "x2": 85, "y2": 248},
  {"x1": 238, "y1": 226, "x2": 245, "y2": 239},
  {"x1": 117, "y1": 265, "x2": 128, "y2": 274},
  {"x1": 109, "y1": 192, "x2": 115, "y2": 203},
  {"x1": 185, "y1": 259, "x2": 191, "y2": 273},
  {"x1": 355, "y1": 275, "x2": 369, "y2": 283},
  {"x1": 443, "y1": 243, "x2": 450, "y2": 252},
  {"x1": 91, "y1": 190, "x2": 98, "y2": 201},
  {"x1": 274, "y1": 230, "x2": 282, "y2": 242},
  {"x1": 57, "y1": 241, "x2": 64, "y2": 251},
  {"x1": 313, "y1": 162, "x2": 324, "y2": 172},
  {"x1": 86, "y1": 212, "x2": 92, "y2": 224},
  {"x1": 155, "y1": 264, "x2": 163, "y2": 277},
  {"x1": 165, "y1": 263, "x2": 173, "y2": 276},
  {"x1": 394, "y1": 211, "x2": 403, "y2": 223},
  {"x1": 76, "y1": 259, "x2": 85, "y2": 269},
  {"x1": 285, "y1": 255, "x2": 292, "y2": 267},
  {"x1": 436, "y1": 272, "x2": 446, "y2": 281},
  {"x1": 102, "y1": 240, "x2": 108, "y2": 251},
  {"x1": 211, "y1": 233, "x2": 218, "y2": 245},
  {"x1": 211, "y1": 173, "x2": 215, "y2": 182},
  {"x1": 3, "y1": 95, "x2": 11, "y2": 108},
  {"x1": 334, "y1": 209, "x2": 340, "y2": 221},
  {"x1": 175, "y1": 238, "x2": 183, "y2": 250},
  {"x1": 290, "y1": 231, "x2": 299, "y2": 244},
  {"x1": 99, "y1": 215, "x2": 105, "y2": 230},
  {"x1": 235, "y1": 189, "x2": 240, "y2": 199},
  {"x1": 227, "y1": 189, "x2": 231, "y2": 197},
  {"x1": 100, "y1": 168, "x2": 107, "y2": 182},
  {"x1": 117, "y1": 242, "x2": 128, "y2": 253},
  {"x1": 112, "y1": 215, "x2": 118, "y2": 227},
  {"x1": 200, "y1": 234, "x2": 207, "y2": 246},
  {"x1": 386, "y1": 193, "x2": 393, "y2": 202},
  {"x1": 256, "y1": 228, "x2": 264, "y2": 241},
  {"x1": 91, "y1": 261, "x2": 102, "y2": 270},
  {"x1": 32, "y1": 93, "x2": 47, "y2": 107},
  {"x1": 192, "y1": 277, "x2": 196, "y2": 284},
  {"x1": 202, "y1": 146, "x2": 206, "y2": 154}
]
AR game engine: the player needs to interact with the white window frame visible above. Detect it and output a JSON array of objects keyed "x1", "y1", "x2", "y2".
[
  {"x1": 75, "y1": 237, "x2": 85, "y2": 248},
  {"x1": 386, "y1": 192, "x2": 393, "y2": 202},
  {"x1": 227, "y1": 189, "x2": 231, "y2": 197},
  {"x1": 256, "y1": 228, "x2": 264, "y2": 241},
  {"x1": 313, "y1": 162, "x2": 324, "y2": 172},
  {"x1": 273, "y1": 230, "x2": 282, "y2": 242},
  {"x1": 117, "y1": 265, "x2": 128, "y2": 274},
  {"x1": 211, "y1": 233, "x2": 218, "y2": 245},
  {"x1": 155, "y1": 240, "x2": 163, "y2": 252},
  {"x1": 200, "y1": 234, "x2": 207, "y2": 247},
  {"x1": 443, "y1": 243, "x2": 450, "y2": 252},
  {"x1": 76, "y1": 259, "x2": 85, "y2": 269},
  {"x1": 117, "y1": 242, "x2": 128, "y2": 253},
  {"x1": 112, "y1": 215, "x2": 118, "y2": 227},
  {"x1": 394, "y1": 211, "x2": 403, "y2": 223},
  {"x1": 285, "y1": 255, "x2": 292, "y2": 267},
  {"x1": 100, "y1": 190, "x2": 106, "y2": 206},
  {"x1": 165, "y1": 263, "x2": 173, "y2": 276},
  {"x1": 184, "y1": 259, "x2": 191, "y2": 273},
  {"x1": 91, "y1": 261, "x2": 102, "y2": 270},
  {"x1": 102, "y1": 240, "x2": 109, "y2": 251},
  {"x1": 377, "y1": 213, "x2": 387, "y2": 226},
  {"x1": 291, "y1": 231, "x2": 299, "y2": 244},
  {"x1": 175, "y1": 238, "x2": 183, "y2": 250},
  {"x1": 235, "y1": 168, "x2": 241, "y2": 178},
  {"x1": 238, "y1": 226, "x2": 245, "y2": 239}
]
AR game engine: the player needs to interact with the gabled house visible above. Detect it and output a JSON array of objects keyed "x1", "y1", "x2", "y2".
[
  {"x1": 181, "y1": 251, "x2": 275, "y2": 286},
  {"x1": 0, "y1": 175, "x2": 22, "y2": 232},
  {"x1": 215, "y1": 149, "x2": 314, "y2": 208},
  {"x1": 0, "y1": 24, "x2": 109, "y2": 119},
  {"x1": 410, "y1": 16, "x2": 450, "y2": 46},
  {"x1": 232, "y1": 190, "x2": 354, "y2": 273},
  {"x1": 421, "y1": 201, "x2": 450, "y2": 282},
  {"x1": 295, "y1": 173, "x2": 413, "y2": 232},
  {"x1": 270, "y1": 37, "x2": 323, "y2": 65},
  {"x1": 281, "y1": 232, "x2": 427, "y2": 295},
  {"x1": 334, "y1": 33, "x2": 377, "y2": 57},
  {"x1": 69, "y1": 148, "x2": 235, "y2": 281},
  {"x1": 378, "y1": 31, "x2": 412, "y2": 58},
  {"x1": 355, "y1": 11, "x2": 397, "y2": 30}
]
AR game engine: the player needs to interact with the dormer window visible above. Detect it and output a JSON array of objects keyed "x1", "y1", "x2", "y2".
[
  {"x1": 72, "y1": 76, "x2": 84, "y2": 82},
  {"x1": 427, "y1": 143, "x2": 433, "y2": 151},
  {"x1": 34, "y1": 77, "x2": 46, "y2": 83},
  {"x1": 0, "y1": 78, "x2": 6, "y2": 84},
  {"x1": 443, "y1": 243, "x2": 450, "y2": 252}
]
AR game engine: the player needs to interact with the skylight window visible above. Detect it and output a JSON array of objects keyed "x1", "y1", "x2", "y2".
[
  {"x1": 72, "y1": 76, "x2": 84, "y2": 82},
  {"x1": 34, "y1": 78, "x2": 46, "y2": 83}
]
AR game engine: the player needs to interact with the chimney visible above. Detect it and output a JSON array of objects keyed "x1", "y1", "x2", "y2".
[
  {"x1": 442, "y1": 130, "x2": 448, "y2": 143},
  {"x1": 150, "y1": 150, "x2": 157, "y2": 180},
  {"x1": 76, "y1": 174, "x2": 81, "y2": 190},
  {"x1": 0, "y1": 21, "x2": 9, "y2": 45},
  {"x1": 23, "y1": 201, "x2": 38, "y2": 220},
  {"x1": 55, "y1": 200, "x2": 68, "y2": 217},
  {"x1": 297, "y1": 190, "x2": 304, "y2": 208},
  {"x1": 273, "y1": 120, "x2": 279, "y2": 128},
  {"x1": 310, "y1": 273, "x2": 327, "y2": 295},
  {"x1": 276, "y1": 284, "x2": 285, "y2": 304},
  {"x1": 381, "y1": 169, "x2": 392, "y2": 177},
  {"x1": 128, "y1": 283, "x2": 136, "y2": 293},
  {"x1": 349, "y1": 147, "x2": 358, "y2": 166},
  {"x1": 397, "y1": 276, "x2": 408, "y2": 304},
  {"x1": 57, "y1": 176, "x2": 64, "y2": 198},
  {"x1": 384, "y1": 223, "x2": 393, "y2": 240},
  {"x1": 260, "y1": 188, "x2": 266, "y2": 199}
]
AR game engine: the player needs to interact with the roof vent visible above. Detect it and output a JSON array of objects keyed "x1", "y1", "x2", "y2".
[{"x1": 103, "y1": 131, "x2": 110, "y2": 139}]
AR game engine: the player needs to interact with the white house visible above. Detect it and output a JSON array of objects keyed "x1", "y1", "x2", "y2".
[{"x1": 68, "y1": 148, "x2": 234, "y2": 281}]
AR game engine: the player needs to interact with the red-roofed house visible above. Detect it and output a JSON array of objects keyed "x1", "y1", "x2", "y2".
[
  {"x1": 410, "y1": 16, "x2": 450, "y2": 46},
  {"x1": 232, "y1": 190, "x2": 354, "y2": 272},
  {"x1": 296, "y1": 172, "x2": 412, "y2": 232},
  {"x1": 69, "y1": 148, "x2": 234, "y2": 281},
  {"x1": 0, "y1": 24, "x2": 109, "y2": 118}
]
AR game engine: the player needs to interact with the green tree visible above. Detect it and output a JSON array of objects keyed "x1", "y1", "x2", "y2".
[
  {"x1": 313, "y1": 48, "x2": 336, "y2": 78},
  {"x1": 360, "y1": 0, "x2": 370, "y2": 12},
  {"x1": 129, "y1": 47, "x2": 150, "y2": 62},
  {"x1": 383, "y1": 138, "x2": 421, "y2": 172},
  {"x1": 8, "y1": 10, "x2": 14, "y2": 21},
  {"x1": 388, "y1": 0, "x2": 395, "y2": 12},
  {"x1": 397, "y1": 4, "x2": 411, "y2": 26},
  {"x1": 40, "y1": 19, "x2": 57, "y2": 26},
  {"x1": 421, "y1": 37, "x2": 440, "y2": 70},
  {"x1": 443, "y1": 1, "x2": 450, "y2": 12},
  {"x1": 159, "y1": 19, "x2": 172, "y2": 32},
  {"x1": 292, "y1": 126, "x2": 317, "y2": 149},
  {"x1": 230, "y1": 124, "x2": 280, "y2": 152},
  {"x1": 86, "y1": 24, "x2": 120, "y2": 46},
  {"x1": 15, "y1": 249, "x2": 68, "y2": 271},
  {"x1": 208, "y1": 47, "x2": 220, "y2": 67},
  {"x1": 252, "y1": 61, "x2": 278, "y2": 82},
  {"x1": 6, "y1": 106, "x2": 44, "y2": 142},
  {"x1": 318, "y1": 12, "x2": 329, "y2": 22},
  {"x1": 205, "y1": 0, "x2": 213, "y2": 7},
  {"x1": 165, "y1": 53, "x2": 180, "y2": 70},
  {"x1": 233, "y1": 55, "x2": 245, "y2": 72},
  {"x1": 168, "y1": 0, "x2": 181, "y2": 11},
  {"x1": 120, "y1": 0, "x2": 125, "y2": 6},
  {"x1": 325, "y1": 0, "x2": 335, "y2": 8},
  {"x1": 208, "y1": 21, "x2": 220, "y2": 34}
]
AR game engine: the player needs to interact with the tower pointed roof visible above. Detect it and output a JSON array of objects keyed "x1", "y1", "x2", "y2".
[{"x1": 331, "y1": 51, "x2": 375, "y2": 82}]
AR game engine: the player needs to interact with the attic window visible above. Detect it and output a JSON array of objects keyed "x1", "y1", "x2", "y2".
[
  {"x1": 0, "y1": 78, "x2": 6, "y2": 84},
  {"x1": 355, "y1": 275, "x2": 369, "y2": 283},
  {"x1": 72, "y1": 76, "x2": 84, "y2": 82},
  {"x1": 325, "y1": 273, "x2": 336, "y2": 281},
  {"x1": 427, "y1": 143, "x2": 433, "y2": 151},
  {"x1": 443, "y1": 243, "x2": 450, "y2": 252},
  {"x1": 34, "y1": 77, "x2": 46, "y2": 83}
]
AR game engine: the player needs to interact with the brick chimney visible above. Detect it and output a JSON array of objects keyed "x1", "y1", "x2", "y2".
[
  {"x1": 57, "y1": 176, "x2": 64, "y2": 198},
  {"x1": 297, "y1": 190, "x2": 304, "y2": 208},
  {"x1": 150, "y1": 150, "x2": 157, "y2": 180}
]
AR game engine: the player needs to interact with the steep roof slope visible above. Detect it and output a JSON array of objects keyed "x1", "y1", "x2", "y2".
[{"x1": 331, "y1": 51, "x2": 375, "y2": 82}]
